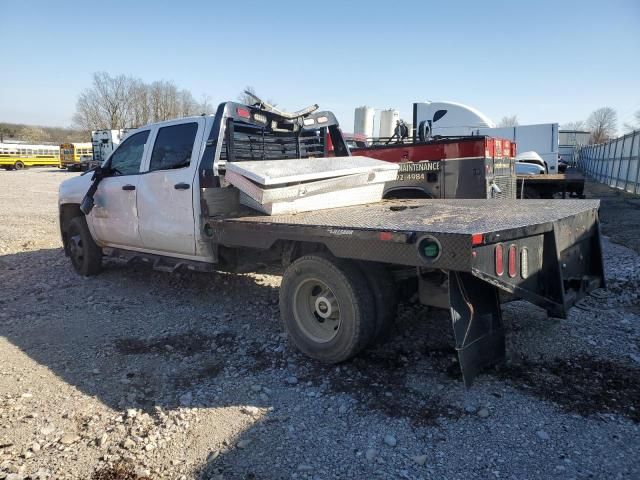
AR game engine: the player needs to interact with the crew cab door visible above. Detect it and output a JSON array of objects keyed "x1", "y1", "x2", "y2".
[
  {"x1": 88, "y1": 130, "x2": 150, "y2": 248},
  {"x1": 136, "y1": 119, "x2": 204, "y2": 255}
]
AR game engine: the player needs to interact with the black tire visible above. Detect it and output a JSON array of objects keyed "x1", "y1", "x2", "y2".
[
  {"x1": 65, "y1": 216, "x2": 103, "y2": 276},
  {"x1": 358, "y1": 262, "x2": 398, "y2": 341},
  {"x1": 280, "y1": 254, "x2": 376, "y2": 363},
  {"x1": 14, "y1": 161, "x2": 25, "y2": 170}
]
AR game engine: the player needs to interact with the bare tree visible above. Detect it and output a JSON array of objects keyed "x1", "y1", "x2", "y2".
[
  {"x1": 73, "y1": 72, "x2": 213, "y2": 130},
  {"x1": 561, "y1": 120, "x2": 586, "y2": 130},
  {"x1": 623, "y1": 110, "x2": 640, "y2": 132},
  {"x1": 586, "y1": 107, "x2": 617, "y2": 144},
  {"x1": 498, "y1": 115, "x2": 519, "y2": 127},
  {"x1": 199, "y1": 94, "x2": 213, "y2": 115}
]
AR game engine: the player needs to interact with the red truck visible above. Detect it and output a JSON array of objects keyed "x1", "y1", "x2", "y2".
[{"x1": 349, "y1": 136, "x2": 517, "y2": 200}]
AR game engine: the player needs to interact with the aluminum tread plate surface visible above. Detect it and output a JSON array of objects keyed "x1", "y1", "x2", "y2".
[
  {"x1": 224, "y1": 156, "x2": 399, "y2": 185},
  {"x1": 217, "y1": 199, "x2": 601, "y2": 235}
]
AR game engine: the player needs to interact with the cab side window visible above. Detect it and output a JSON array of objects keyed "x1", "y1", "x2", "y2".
[
  {"x1": 149, "y1": 123, "x2": 198, "y2": 172},
  {"x1": 110, "y1": 131, "x2": 149, "y2": 175}
]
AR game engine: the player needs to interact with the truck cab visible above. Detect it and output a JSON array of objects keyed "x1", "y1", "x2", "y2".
[{"x1": 59, "y1": 103, "x2": 349, "y2": 263}]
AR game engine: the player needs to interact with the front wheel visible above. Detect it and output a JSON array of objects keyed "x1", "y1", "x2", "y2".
[
  {"x1": 14, "y1": 161, "x2": 25, "y2": 170},
  {"x1": 280, "y1": 254, "x2": 376, "y2": 364},
  {"x1": 65, "y1": 216, "x2": 103, "y2": 276}
]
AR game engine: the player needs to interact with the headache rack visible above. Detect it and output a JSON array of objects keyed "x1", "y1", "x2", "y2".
[
  {"x1": 220, "y1": 121, "x2": 327, "y2": 162},
  {"x1": 199, "y1": 97, "x2": 349, "y2": 188}
]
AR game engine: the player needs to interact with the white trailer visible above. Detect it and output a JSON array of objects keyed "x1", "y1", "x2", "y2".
[
  {"x1": 91, "y1": 129, "x2": 132, "y2": 166},
  {"x1": 412, "y1": 102, "x2": 560, "y2": 172}
]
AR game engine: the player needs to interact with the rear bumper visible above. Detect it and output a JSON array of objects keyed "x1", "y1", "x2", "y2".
[{"x1": 469, "y1": 206, "x2": 604, "y2": 317}]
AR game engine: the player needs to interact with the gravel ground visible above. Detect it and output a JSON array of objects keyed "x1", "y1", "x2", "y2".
[{"x1": 0, "y1": 168, "x2": 639, "y2": 480}]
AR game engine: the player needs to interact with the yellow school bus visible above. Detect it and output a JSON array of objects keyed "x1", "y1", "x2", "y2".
[
  {"x1": 59, "y1": 142, "x2": 93, "y2": 170},
  {"x1": 0, "y1": 143, "x2": 61, "y2": 170}
]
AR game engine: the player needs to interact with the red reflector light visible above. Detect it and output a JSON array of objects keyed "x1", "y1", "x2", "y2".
[
  {"x1": 471, "y1": 233, "x2": 483, "y2": 246},
  {"x1": 236, "y1": 107, "x2": 250, "y2": 119},
  {"x1": 379, "y1": 231, "x2": 392, "y2": 241},
  {"x1": 495, "y1": 244, "x2": 504, "y2": 276},
  {"x1": 508, "y1": 244, "x2": 517, "y2": 278}
]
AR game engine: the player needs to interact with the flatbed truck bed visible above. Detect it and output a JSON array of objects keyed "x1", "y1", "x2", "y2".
[
  {"x1": 517, "y1": 172, "x2": 586, "y2": 198},
  {"x1": 209, "y1": 197, "x2": 604, "y2": 384}
]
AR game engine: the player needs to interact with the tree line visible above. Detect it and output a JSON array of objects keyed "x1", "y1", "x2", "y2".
[
  {"x1": 0, "y1": 122, "x2": 85, "y2": 144},
  {"x1": 562, "y1": 107, "x2": 640, "y2": 144},
  {"x1": 72, "y1": 72, "x2": 212, "y2": 132}
]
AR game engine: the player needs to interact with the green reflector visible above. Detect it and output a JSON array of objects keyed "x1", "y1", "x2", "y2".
[{"x1": 423, "y1": 242, "x2": 439, "y2": 258}]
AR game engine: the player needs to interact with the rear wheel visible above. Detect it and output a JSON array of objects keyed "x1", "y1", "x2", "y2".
[
  {"x1": 358, "y1": 262, "x2": 398, "y2": 341},
  {"x1": 280, "y1": 254, "x2": 376, "y2": 363},
  {"x1": 65, "y1": 216, "x2": 102, "y2": 276},
  {"x1": 14, "y1": 161, "x2": 25, "y2": 170}
]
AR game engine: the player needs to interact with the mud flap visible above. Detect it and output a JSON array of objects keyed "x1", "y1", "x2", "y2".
[{"x1": 449, "y1": 271, "x2": 505, "y2": 387}]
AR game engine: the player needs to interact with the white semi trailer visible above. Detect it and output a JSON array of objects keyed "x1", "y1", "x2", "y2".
[{"x1": 412, "y1": 101, "x2": 560, "y2": 172}]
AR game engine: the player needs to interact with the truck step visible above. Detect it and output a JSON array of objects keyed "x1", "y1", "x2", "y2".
[{"x1": 103, "y1": 247, "x2": 216, "y2": 273}]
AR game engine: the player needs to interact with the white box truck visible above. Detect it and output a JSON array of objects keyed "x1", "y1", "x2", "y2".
[
  {"x1": 91, "y1": 129, "x2": 132, "y2": 167},
  {"x1": 475, "y1": 124, "x2": 559, "y2": 173}
]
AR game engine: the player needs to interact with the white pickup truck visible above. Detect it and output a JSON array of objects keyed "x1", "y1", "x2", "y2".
[{"x1": 58, "y1": 100, "x2": 605, "y2": 385}]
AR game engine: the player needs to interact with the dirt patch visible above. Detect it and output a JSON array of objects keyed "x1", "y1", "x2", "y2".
[
  {"x1": 309, "y1": 346, "x2": 464, "y2": 427},
  {"x1": 115, "y1": 331, "x2": 235, "y2": 356},
  {"x1": 495, "y1": 355, "x2": 640, "y2": 422}
]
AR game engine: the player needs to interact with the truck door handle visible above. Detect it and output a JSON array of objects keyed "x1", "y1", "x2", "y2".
[
  {"x1": 174, "y1": 183, "x2": 190, "y2": 190},
  {"x1": 122, "y1": 184, "x2": 136, "y2": 191}
]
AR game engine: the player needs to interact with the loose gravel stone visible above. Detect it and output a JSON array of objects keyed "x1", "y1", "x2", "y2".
[
  {"x1": 536, "y1": 430, "x2": 550, "y2": 441},
  {"x1": 236, "y1": 439, "x2": 251, "y2": 449},
  {"x1": 59, "y1": 433, "x2": 80, "y2": 445},
  {"x1": 365, "y1": 448, "x2": 378, "y2": 462},
  {"x1": 413, "y1": 454, "x2": 428, "y2": 466},
  {"x1": 383, "y1": 434, "x2": 397, "y2": 447}
]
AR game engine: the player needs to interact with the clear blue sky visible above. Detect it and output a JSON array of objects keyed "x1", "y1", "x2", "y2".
[{"x1": 1, "y1": 0, "x2": 638, "y2": 131}]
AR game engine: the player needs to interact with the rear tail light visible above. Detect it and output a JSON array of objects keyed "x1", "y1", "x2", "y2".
[
  {"x1": 236, "y1": 107, "x2": 250, "y2": 119},
  {"x1": 520, "y1": 247, "x2": 529, "y2": 279},
  {"x1": 495, "y1": 244, "x2": 504, "y2": 276},
  {"x1": 508, "y1": 244, "x2": 517, "y2": 278},
  {"x1": 325, "y1": 130, "x2": 335, "y2": 155},
  {"x1": 471, "y1": 233, "x2": 484, "y2": 246}
]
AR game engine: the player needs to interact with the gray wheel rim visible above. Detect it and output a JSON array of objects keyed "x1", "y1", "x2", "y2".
[
  {"x1": 69, "y1": 233, "x2": 84, "y2": 267},
  {"x1": 292, "y1": 278, "x2": 341, "y2": 343}
]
